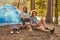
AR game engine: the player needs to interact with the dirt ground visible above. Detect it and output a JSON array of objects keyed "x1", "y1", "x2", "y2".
[{"x1": 0, "y1": 24, "x2": 60, "y2": 40}]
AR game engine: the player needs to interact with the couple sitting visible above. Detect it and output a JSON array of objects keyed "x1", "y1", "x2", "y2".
[{"x1": 10, "y1": 6, "x2": 55, "y2": 34}]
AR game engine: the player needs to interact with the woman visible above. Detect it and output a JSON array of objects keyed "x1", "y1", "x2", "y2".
[
  {"x1": 30, "y1": 10, "x2": 55, "y2": 33},
  {"x1": 20, "y1": 6, "x2": 30, "y2": 28}
]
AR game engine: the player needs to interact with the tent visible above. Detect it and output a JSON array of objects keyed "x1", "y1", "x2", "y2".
[{"x1": 0, "y1": 4, "x2": 22, "y2": 26}]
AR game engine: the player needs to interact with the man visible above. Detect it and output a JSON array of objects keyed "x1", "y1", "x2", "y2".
[{"x1": 30, "y1": 10, "x2": 55, "y2": 33}]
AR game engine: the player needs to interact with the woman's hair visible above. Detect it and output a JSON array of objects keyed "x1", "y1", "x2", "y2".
[
  {"x1": 31, "y1": 10, "x2": 37, "y2": 16},
  {"x1": 23, "y1": 6, "x2": 28, "y2": 13}
]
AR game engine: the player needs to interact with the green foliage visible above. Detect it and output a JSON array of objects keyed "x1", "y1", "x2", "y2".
[
  {"x1": 58, "y1": 0, "x2": 60, "y2": 16},
  {"x1": 35, "y1": 0, "x2": 60, "y2": 17},
  {"x1": 0, "y1": 0, "x2": 14, "y2": 5},
  {"x1": 35, "y1": 0, "x2": 47, "y2": 17}
]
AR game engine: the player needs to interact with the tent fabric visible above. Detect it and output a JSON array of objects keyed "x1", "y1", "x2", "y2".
[{"x1": 0, "y1": 4, "x2": 22, "y2": 26}]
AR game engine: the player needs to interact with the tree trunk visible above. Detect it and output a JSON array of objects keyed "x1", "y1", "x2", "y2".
[
  {"x1": 30, "y1": 0, "x2": 35, "y2": 10},
  {"x1": 51, "y1": 0, "x2": 54, "y2": 23},
  {"x1": 55, "y1": 0, "x2": 58, "y2": 24},
  {"x1": 17, "y1": 0, "x2": 20, "y2": 8},
  {"x1": 45, "y1": 0, "x2": 53, "y2": 23}
]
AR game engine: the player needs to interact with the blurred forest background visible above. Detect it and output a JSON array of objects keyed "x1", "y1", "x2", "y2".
[{"x1": 0, "y1": 0, "x2": 60, "y2": 25}]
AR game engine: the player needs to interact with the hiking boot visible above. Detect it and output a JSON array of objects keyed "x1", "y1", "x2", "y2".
[
  {"x1": 50, "y1": 28, "x2": 55, "y2": 34},
  {"x1": 16, "y1": 31, "x2": 19, "y2": 34},
  {"x1": 10, "y1": 31, "x2": 13, "y2": 34},
  {"x1": 45, "y1": 28, "x2": 49, "y2": 30}
]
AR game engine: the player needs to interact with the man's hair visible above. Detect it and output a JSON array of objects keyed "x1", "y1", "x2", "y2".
[{"x1": 32, "y1": 10, "x2": 37, "y2": 16}]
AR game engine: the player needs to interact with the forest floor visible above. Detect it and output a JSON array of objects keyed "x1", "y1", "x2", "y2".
[{"x1": 0, "y1": 23, "x2": 60, "y2": 40}]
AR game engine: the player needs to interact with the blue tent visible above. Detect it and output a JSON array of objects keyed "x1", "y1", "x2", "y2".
[{"x1": 0, "y1": 4, "x2": 22, "y2": 26}]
